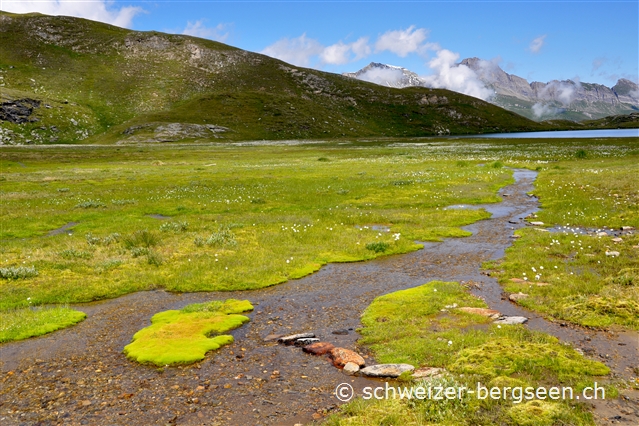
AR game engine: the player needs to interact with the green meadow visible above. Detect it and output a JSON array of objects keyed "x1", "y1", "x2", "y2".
[
  {"x1": 0, "y1": 138, "x2": 637, "y2": 342},
  {"x1": 492, "y1": 155, "x2": 639, "y2": 329}
]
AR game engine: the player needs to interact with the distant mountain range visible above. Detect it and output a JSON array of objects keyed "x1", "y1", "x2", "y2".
[{"x1": 344, "y1": 60, "x2": 639, "y2": 122}]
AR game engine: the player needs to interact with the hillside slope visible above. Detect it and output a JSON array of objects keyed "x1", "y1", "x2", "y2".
[{"x1": 0, "y1": 12, "x2": 622, "y2": 145}]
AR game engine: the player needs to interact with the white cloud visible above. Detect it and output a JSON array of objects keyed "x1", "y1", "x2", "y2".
[
  {"x1": 182, "y1": 20, "x2": 230, "y2": 42},
  {"x1": 350, "y1": 37, "x2": 372, "y2": 61},
  {"x1": 375, "y1": 26, "x2": 431, "y2": 57},
  {"x1": 532, "y1": 102, "x2": 563, "y2": 119},
  {"x1": 320, "y1": 37, "x2": 371, "y2": 65},
  {"x1": 420, "y1": 49, "x2": 494, "y2": 100},
  {"x1": 357, "y1": 67, "x2": 406, "y2": 87},
  {"x1": 2, "y1": 0, "x2": 143, "y2": 28},
  {"x1": 529, "y1": 35, "x2": 547, "y2": 53},
  {"x1": 262, "y1": 35, "x2": 371, "y2": 67},
  {"x1": 539, "y1": 80, "x2": 581, "y2": 105},
  {"x1": 320, "y1": 42, "x2": 351, "y2": 65},
  {"x1": 261, "y1": 34, "x2": 324, "y2": 67}
]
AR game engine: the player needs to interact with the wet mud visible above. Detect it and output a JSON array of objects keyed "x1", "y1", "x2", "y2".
[{"x1": 1, "y1": 169, "x2": 637, "y2": 425}]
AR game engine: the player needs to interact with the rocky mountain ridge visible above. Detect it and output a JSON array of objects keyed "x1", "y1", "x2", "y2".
[
  {"x1": 342, "y1": 63, "x2": 424, "y2": 88},
  {"x1": 344, "y1": 60, "x2": 639, "y2": 121}
]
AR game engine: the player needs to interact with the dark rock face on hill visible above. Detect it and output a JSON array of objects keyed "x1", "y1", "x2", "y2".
[{"x1": 0, "y1": 98, "x2": 40, "y2": 124}]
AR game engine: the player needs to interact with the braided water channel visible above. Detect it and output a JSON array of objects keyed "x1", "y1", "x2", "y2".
[{"x1": 1, "y1": 169, "x2": 637, "y2": 425}]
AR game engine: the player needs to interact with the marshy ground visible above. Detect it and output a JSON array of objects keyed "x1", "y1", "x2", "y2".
[{"x1": 0, "y1": 138, "x2": 637, "y2": 425}]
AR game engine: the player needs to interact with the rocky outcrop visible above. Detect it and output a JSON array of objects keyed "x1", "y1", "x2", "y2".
[
  {"x1": 121, "y1": 122, "x2": 229, "y2": 143},
  {"x1": 0, "y1": 98, "x2": 40, "y2": 124}
]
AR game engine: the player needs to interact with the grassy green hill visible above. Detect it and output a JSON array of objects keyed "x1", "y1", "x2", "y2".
[{"x1": 0, "y1": 12, "x2": 635, "y2": 145}]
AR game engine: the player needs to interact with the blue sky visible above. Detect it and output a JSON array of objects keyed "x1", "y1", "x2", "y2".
[{"x1": 3, "y1": 1, "x2": 638, "y2": 88}]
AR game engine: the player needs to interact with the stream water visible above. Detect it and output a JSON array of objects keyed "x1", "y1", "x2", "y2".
[{"x1": 1, "y1": 169, "x2": 637, "y2": 425}]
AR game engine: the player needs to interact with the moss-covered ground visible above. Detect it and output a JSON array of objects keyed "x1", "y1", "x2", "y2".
[
  {"x1": 123, "y1": 299, "x2": 253, "y2": 366},
  {"x1": 325, "y1": 281, "x2": 611, "y2": 425},
  {"x1": 0, "y1": 305, "x2": 86, "y2": 343}
]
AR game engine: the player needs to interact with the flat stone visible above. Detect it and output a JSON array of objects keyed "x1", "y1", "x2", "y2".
[
  {"x1": 529, "y1": 221, "x2": 544, "y2": 226},
  {"x1": 509, "y1": 292, "x2": 529, "y2": 302},
  {"x1": 412, "y1": 367, "x2": 445, "y2": 379},
  {"x1": 278, "y1": 333, "x2": 315, "y2": 344},
  {"x1": 494, "y1": 316, "x2": 528, "y2": 325},
  {"x1": 343, "y1": 362, "x2": 360, "y2": 375},
  {"x1": 294, "y1": 338, "x2": 320, "y2": 346},
  {"x1": 509, "y1": 278, "x2": 525, "y2": 283},
  {"x1": 457, "y1": 307, "x2": 501, "y2": 319},
  {"x1": 360, "y1": 364, "x2": 415, "y2": 378},
  {"x1": 605, "y1": 251, "x2": 620, "y2": 257},
  {"x1": 621, "y1": 226, "x2": 635, "y2": 231},
  {"x1": 597, "y1": 231, "x2": 608, "y2": 236},
  {"x1": 611, "y1": 237, "x2": 623, "y2": 243},
  {"x1": 332, "y1": 329, "x2": 349, "y2": 335},
  {"x1": 330, "y1": 348, "x2": 365, "y2": 368},
  {"x1": 263, "y1": 334, "x2": 284, "y2": 342},
  {"x1": 303, "y1": 342, "x2": 335, "y2": 355}
]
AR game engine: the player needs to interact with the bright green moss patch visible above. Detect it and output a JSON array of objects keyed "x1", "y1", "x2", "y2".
[
  {"x1": 327, "y1": 281, "x2": 609, "y2": 425},
  {"x1": 452, "y1": 338, "x2": 610, "y2": 383},
  {"x1": 123, "y1": 299, "x2": 253, "y2": 366},
  {"x1": 508, "y1": 400, "x2": 573, "y2": 426},
  {"x1": 0, "y1": 306, "x2": 86, "y2": 343}
]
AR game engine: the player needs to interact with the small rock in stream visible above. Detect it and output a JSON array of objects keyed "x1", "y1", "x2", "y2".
[
  {"x1": 412, "y1": 367, "x2": 445, "y2": 379},
  {"x1": 294, "y1": 338, "x2": 320, "y2": 347},
  {"x1": 509, "y1": 292, "x2": 529, "y2": 302},
  {"x1": 331, "y1": 329, "x2": 349, "y2": 335},
  {"x1": 278, "y1": 333, "x2": 315, "y2": 344},
  {"x1": 330, "y1": 348, "x2": 365, "y2": 368},
  {"x1": 343, "y1": 362, "x2": 360, "y2": 375},
  {"x1": 494, "y1": 316, "x2": 528, "y2": 325},
  {"x1": 360, "y1": 364, "x2": 415, "y2": 378},
  {"x1": 303, "y1": 342, "x2": 335, "y2": 356},
  {"x1": 457, "y1": 307, "x2": 501, "y2": 319}
]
